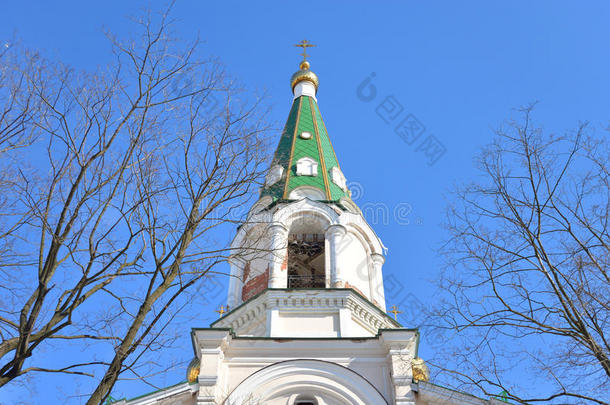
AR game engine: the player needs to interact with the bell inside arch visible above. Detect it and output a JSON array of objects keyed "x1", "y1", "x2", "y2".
[{"x1": 287, "y1": 232, "x2": 326, "y2": 288}]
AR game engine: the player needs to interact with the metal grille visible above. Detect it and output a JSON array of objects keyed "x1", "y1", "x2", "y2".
[
  {"x1": 289, "y1": 233, "x2": 324, "y2": 242},
  {"x1": 287, "y1": 274, "x2": 326, "y2": 288}
]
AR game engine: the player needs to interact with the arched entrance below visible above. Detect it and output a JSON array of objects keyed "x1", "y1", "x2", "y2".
[{"x1": 223, "y1": 359, "x2": 389, "y2": 405}]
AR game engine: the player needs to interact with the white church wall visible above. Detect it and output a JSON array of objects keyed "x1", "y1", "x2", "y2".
[
  {"x1": 347, "y1": 315, "x2": 373, "y2": 336},
  {"x1": 274, "y1": 312, "x2": 339, "y2": 337},
  {"x1": 231, "y1": 224, "x2": 273, "y2": 305},
  {"x1": 337, "y1": 231, "x2": 372, "y2": 299},
  {"x1": 346, "y1": 360, "x2": 394, "y2": 403},
  {"x1": 119, "y1": 329, "x2": 426, "y2": 405}
]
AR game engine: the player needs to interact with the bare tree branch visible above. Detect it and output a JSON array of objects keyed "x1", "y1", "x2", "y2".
[
  {"x1": 0, "y1": 4, "x2": 273, "y2": 404},
  {"x1": 429, "y1": 104, "x2": 610, "y2": 404}
]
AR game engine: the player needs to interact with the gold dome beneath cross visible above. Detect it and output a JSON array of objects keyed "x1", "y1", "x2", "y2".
[
  {"x1": 291, "y1": 39, "x2": 319, "y2": 92},
  {"x1": 290, "y1": 66, "x2": 319, "y2": 92}
]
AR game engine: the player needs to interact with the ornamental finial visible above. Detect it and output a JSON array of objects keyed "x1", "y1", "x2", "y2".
[
  {"x1": 290, "y1": 40, "x2": 319, "y2": 94},
  {"x1": 412, "y1": 357, "x2": 430, "y2": 382},
  {"x1": 388, "y1": 305, "x2": 402, "y2": 321},
  {"x1": 186, "y1": 357, "x2": 200, "y2": 383},
  {"x1": 294, "y1": 39, "x2": 315, "y2": 62},
  {"x1": 214, "y1": 305, "x2": 227, "y2": 318}
]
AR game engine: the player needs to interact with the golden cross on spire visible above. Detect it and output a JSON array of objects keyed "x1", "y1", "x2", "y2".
[
  {"x1": 294, "y1": 39, "x2": 316, "y2": 61},
  {"x1": 214, "y1": 305, "x2": 227, "y2": 318},
  {"x1": 388, "y1": 305, "x2": 402, "y2": 321}
]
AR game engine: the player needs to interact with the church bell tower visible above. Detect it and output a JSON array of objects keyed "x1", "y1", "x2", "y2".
[
  {"x1": 115, "y1": 43, "x2": 499, "y2": 405},
  {"x1": 188, "y1": 44, "x2": 423, "y2": 405}
]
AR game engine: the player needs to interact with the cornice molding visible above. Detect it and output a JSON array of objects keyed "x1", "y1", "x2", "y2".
[{"x1": 213, "y1": 289, "x2": 398, "y2": 337}]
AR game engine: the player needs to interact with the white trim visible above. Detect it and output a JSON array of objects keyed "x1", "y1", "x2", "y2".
[
  {"x1": 247, "y1": 196, "x2": 273, "y2": 218},
  {"x1": 265, "y1": 164, "x2": 284, "y2": 186},
  {"x1": 288, "y1": 186, "x2": 326, "y2": 200},
  {"x1": 413, "y1": 381, "x2": 504, "y2": 405},
  {"x1": 212, "y1": 289, "x2": 399, "y2": 337},
  {"x1": 296, "y1": 157, "x2": 318, "y2": 177},
  {"x1": 330, "y1": 167, "x2": 347, "y2": 191},
  {"x1": 223, "y1": 359, "x2": 388, "y2": 405},
  {"x1": 293, "y1": 81, "x2": 317, "y2": 100},
  {"x1": 113, "y1": 382, "x2": 197, "y2": 405}
]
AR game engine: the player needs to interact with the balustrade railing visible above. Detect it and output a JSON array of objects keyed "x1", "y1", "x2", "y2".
[{"x1": 287, "y1": 274, "x2": 326, "y2": 288}]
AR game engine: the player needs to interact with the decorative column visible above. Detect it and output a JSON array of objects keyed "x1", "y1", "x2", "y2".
[
  {"x1": 382, "y1": 330, "x2": 418, "y2": 405},
  {"x1": 325, "y1": 224, "x2": 347, "y2": 287},
  {"x1": 370, "y1": 253, "x2": 386, "y2": 311},
  {"x1": 227, "y1": 255, "x2": 245, "y2": 309},
  {"x1": 268, "y1": 223, "x2": 289, "y2": 288},
  {"x1": 194, "y1": 330, "x2": 230, "y2": 405}
]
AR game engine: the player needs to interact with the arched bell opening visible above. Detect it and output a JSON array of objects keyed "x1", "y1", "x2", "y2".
[
  {"x1": 293, "y1": 395, "x2": 318, "y2": 405},
  {"x1": 286, "y1": 213, "x2": 327, "y2": 289}
]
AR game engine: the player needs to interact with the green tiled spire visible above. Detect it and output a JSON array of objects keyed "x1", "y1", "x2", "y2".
[{"x1": 261, "y1": 92, "x2": 349, "y2": 202}]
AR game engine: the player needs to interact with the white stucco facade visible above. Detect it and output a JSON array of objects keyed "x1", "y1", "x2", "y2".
[{"x1": 114, "y1": 195, "x2": 502, "y2": 405}]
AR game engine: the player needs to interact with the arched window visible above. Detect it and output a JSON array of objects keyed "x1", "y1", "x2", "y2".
[
  {"x1": 296, "y1": 157, "x2": 318, "y2": 176},
  {"x1": 287, "y1": 216, "x2": 326, "y2": 289},
  {"x1": 294, "y1": 395, "x2": 318, "y2": 405},
  {"x1": 288, "y1": 186, "x2": 326, "y2": 200}
]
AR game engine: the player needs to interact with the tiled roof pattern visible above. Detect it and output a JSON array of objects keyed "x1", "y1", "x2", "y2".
[{"x1": 261, "y1": 96, "x2": 349, "y2": 201}]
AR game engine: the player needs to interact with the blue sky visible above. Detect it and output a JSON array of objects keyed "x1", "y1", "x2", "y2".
[{"x1": 2, "y1": 1, "x2": 610, "y2": 403}]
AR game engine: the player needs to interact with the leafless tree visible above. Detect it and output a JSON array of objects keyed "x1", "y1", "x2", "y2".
[
  {"x1": 0, "y1": 40, "x2": 41, "y2": 154},
  {"x1": 0, "y1": 5, "x2": 272, "y2": 404},
  {"x1": 429, "y1": 105, "x2": 609, "y2": 404}
]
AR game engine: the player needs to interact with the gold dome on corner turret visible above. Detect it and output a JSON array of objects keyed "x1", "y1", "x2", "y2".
[
  {"x1": 412, "y1": 357, "x2": 430, "y2": 382},
  {"x1": 186, "y1": 357, "x2": 200, "y2": 383}
]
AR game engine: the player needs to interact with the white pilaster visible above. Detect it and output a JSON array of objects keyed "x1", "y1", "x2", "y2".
[
  {"x1": 338, "y1": 307, "x2": 353, "y2": 337},
  {"x1": 371, "y1": 253, "x2": 386, "y2": 311},
  {"x1": 268, "y1": 223, "x2": 289, "y2": 288},
  {"x1": 227, "y1": 255, "x2": 245, "y2": 309},
  {"x1": 382, "y1": 330, "x2": 418, "y2": 405},
  {"x1": 325, "y1": 224, "x2": 347, "y2": 287},
  {"x1": 268, "y1": 307, "x2": 280, "y2": 337},
  {"x1": 194, "y1": 330, "x2": 230, "y2": 405}
]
